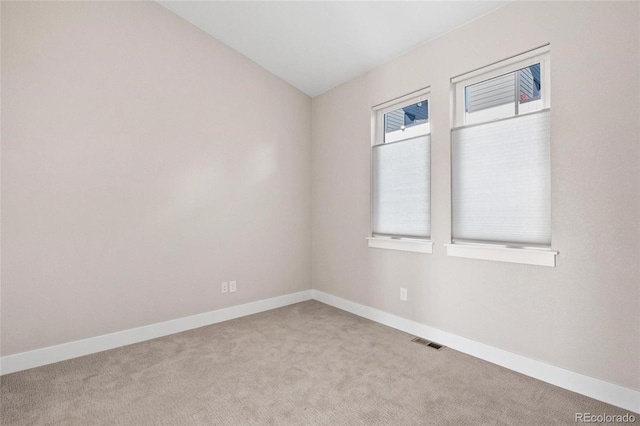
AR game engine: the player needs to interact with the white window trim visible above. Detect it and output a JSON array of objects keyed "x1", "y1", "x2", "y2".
[
  {"x1": 445, "y1": 244, "x2": 557, "y2": 267},
  {"x1": 452, "y1": 45, "x2": 551, "y2": 128},
  {"x1": 368, "y1": 237, "x2": 433, "y2": 254},
  {"x1": 369, "y1": 87, "x2": 432, "y2": 253},
  {"x1": 371, "y1": 87, "x2": 431, "y2": 146},
  {"x1": 448, "y1": 46, "x2": 556, "y2": 266}
]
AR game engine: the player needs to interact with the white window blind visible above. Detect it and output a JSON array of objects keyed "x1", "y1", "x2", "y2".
[
  {"x1": 372, "y1": 135, "x2": 430, "y2": 238},
  {"x1": 451, "y1": 110, "x2": 550, "y2": 246}
]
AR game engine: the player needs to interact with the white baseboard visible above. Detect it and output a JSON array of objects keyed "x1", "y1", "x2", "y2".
[
  {"x1": 2, "y1": 288, "x2": 638, "y2": 414},
  {"x1": 0, "y1": 290, "x2": 313, "y2": 376},
  {"x1": 311, "y1": 289, "x2": 640, "y2": 414}
]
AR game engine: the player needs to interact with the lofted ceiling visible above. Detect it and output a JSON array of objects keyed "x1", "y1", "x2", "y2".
[{"x1": 157, "y1": 1, "x2": 509, "y2": 97}]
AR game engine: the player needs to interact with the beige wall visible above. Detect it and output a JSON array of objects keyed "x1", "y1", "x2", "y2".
[
  {"x1": 1, "y1": 1, "x2": 312, "y2": 355},
  {"x1": 312, "y1": 1, "x2": 640, "y2": 391}
]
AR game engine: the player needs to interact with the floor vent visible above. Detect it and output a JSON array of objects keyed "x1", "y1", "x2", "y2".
[{"x1": 411, "y1": 337, "x2": 444, "y2": 350}]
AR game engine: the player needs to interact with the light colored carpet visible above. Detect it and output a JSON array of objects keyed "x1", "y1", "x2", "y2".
[{"x1": 0, "y1": 300, "x2": 635, "y2": 425}]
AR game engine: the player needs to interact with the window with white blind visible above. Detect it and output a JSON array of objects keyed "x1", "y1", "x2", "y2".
[
  {"x1": 368, "y1": 89, "x2": 433, "y2": 254},
  {"x1": 448, "y1": 46, "x2": 557, "y2": 266}
]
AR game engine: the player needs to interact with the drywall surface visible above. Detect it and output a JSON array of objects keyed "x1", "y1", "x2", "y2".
[
  {"x1": 311, "y1": 1, "x2": 640, "y2": 391},
  {"x1": 1, "y1": 1, "x2": 312, "y2": 355}
]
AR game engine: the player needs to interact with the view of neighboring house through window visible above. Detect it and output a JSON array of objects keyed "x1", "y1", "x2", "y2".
[
  {"x1": 372, "y1": 92, "x2": 430, "y2": 239},
  {"x1": 384, "y1": 100, "x2": 429, "y2": 142},
  {"x1": 451, "y1": 48, "x2": 551, "y2": 248},
  {"x1": 465, "y1": 63, "x2": 543, "y2": 125}
]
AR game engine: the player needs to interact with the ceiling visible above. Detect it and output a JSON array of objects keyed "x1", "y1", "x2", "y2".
[{"x1": 157, "y1": 1, "x2": 509, "y2": 97}]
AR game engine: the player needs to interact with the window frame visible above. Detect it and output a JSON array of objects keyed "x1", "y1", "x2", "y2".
[
  {"x1": 449, "y1": 46, "x2": 558, "y2": 266},
  {"x1": 452, "y1": 45, "x2": 551, "y2": 128},
  {"x1": 369, "y1": 87, "x2": 433, "y2": 254}
]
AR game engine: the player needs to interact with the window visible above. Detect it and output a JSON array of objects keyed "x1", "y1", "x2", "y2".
[
  {"x1": 464, "y1": 63, "x2": 543, "y2": 125},
  {"x1": 368, "y1": 89, "x2": 432, "y2": 254},
  {"x1": 449, "y1": 46, "x2": 557, "y2": 266}
]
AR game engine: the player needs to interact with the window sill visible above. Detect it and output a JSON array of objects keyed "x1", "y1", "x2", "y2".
[
  {"x1": 445, "y1": 243, "x2": 557, "y2": 267},
  {"x1": 367, "y1": 237, "x2": 433, "y2": 254}
]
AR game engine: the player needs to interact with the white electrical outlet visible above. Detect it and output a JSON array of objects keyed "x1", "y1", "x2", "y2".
[
  {"x1": 400, "y1": 288, "x2": 407, "y2": 301},
  {"x1": 221, "y1": 282, "x2": 229, "y2": 293},
  {"x1": 229, "y1": 280, "x2": 237, "y2": 293}
]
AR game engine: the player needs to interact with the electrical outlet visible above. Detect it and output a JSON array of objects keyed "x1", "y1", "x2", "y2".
[
  {"x1": 229, "y1": 280, "x2": 237, "y2": 293},
  {"x1": 400, "y1": 288, "x2": 407, "y2": 301},
  {"x1": 221, "y1": 282, "x2": 228, "y2": 293}
]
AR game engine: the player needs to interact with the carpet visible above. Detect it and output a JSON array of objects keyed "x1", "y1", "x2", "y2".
[{"x1": 1, "y1": 301, "x2": 635, "y2": 425}]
